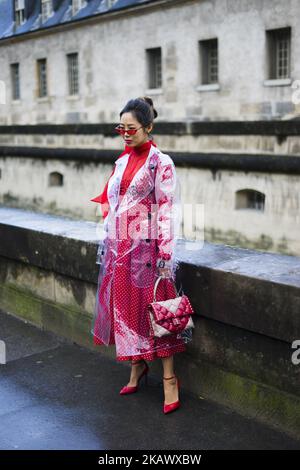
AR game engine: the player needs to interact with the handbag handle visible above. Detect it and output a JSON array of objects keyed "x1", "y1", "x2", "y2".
[{"x1": 153, "y1": 275, "x2": 179, "y2": 302}]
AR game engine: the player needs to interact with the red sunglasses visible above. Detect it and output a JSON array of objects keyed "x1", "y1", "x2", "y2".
[{"x1": 115, "y1": 125, "x2": 143, "y2": 136}]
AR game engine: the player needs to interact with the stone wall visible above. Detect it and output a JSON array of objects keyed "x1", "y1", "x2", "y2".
[{"x1": 1, "y1": 128, "x2": 300, "y2": 256}]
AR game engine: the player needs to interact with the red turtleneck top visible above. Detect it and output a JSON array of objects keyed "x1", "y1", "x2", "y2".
[{"x1": 91, "y1": 140, "x2": 156, "y2": 219}]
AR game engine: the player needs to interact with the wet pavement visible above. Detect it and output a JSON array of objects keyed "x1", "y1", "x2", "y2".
[{"x1": 0, "y1": 309, "x2": 299, "y2": 450}]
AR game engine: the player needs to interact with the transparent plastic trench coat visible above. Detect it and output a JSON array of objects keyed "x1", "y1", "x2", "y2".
[{"x1": 91, "y1": 143, "x2": 193, "y2": 360}]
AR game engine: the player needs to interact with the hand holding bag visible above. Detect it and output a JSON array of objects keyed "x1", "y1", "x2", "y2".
[{"x1": 147, "y1": 275, "x2": 195, "y2": 338}]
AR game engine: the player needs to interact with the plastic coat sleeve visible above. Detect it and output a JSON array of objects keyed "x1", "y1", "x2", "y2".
[{"x1": 154, "y1": 156, "x2": 178, "y2": 270}]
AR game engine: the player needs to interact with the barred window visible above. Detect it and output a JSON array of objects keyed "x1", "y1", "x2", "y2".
[
  {"x1": 267, "y1": 27, "x2": 291, "y2": 79},
  {"x1": 67, "y1": 53, "x2": 79, "y2": 95},
  {"x1": 37, "y1": 58, "x2": 48, "y2": 98},
  {"x1": 199, "y1": 38, "x2": 218, "y2": 84},
  {"x1": 11, "y1": 63, "x2": 20, "y2": 100},
  {"x1": 15, "y1": 0, "x2": 25, "y2": 26},
  {"x1": 146, "y1": 48, "x2": 162, "y2": 89}
]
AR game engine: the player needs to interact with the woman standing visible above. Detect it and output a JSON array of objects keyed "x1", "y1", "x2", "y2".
[{"x1": 90, "y1": 97, "x2": 192, "y2": 414}]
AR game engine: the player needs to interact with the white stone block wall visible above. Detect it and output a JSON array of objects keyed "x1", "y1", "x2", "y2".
[{"x1": 0, "y1": 155, "x2": 299, "y2": 256}]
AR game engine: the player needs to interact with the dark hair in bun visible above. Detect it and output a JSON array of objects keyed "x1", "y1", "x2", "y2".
[{"x1": 120, "y1": 96, "x2": 158, "y2": 128}]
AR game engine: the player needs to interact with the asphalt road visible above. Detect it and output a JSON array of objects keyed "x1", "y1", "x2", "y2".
[{"x1": 0, "y1": 309, "x2": 299, "y2": 450}]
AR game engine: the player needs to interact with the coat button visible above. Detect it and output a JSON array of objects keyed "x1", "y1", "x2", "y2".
[
  {"x1": 146, "y1": 239, "x2": 150, "y2": 243},
  {"x1": 146, "y1": 262, "x2": 151, "y2": 267}
]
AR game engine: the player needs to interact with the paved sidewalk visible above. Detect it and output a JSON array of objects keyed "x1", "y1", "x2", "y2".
[{"x1": 0, "y1": 310, "x2": 299, "y2": 450}]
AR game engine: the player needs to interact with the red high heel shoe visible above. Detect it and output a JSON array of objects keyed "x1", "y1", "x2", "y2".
[
  {"x1": 163, "y1": 375, "x2": 181, "y2": 414},
  {"x1": 119, "y1": 359, "x2": 149, "y2": 395}
]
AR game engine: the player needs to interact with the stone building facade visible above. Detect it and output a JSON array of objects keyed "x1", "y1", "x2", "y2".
[{"x1": 0, "y1": 0, "x2": 299, "y2": 123}]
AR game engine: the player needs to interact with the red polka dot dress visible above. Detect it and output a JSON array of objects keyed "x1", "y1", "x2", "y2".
[{"x1": 91, "y1": 140, "x2": 187, "y2": 362}]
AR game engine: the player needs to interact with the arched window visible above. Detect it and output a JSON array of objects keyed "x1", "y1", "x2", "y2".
[
  {"x1": 49, "y1": 171, "x2": 63, "y2": 187},
  {"x1": 235, "y1": 189, "x2": 265, "y2": 211}
]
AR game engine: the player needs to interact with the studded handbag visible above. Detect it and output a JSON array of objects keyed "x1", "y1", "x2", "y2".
[{"x1": 147, "y1": 275, "x2": 195, "y2": 338}]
